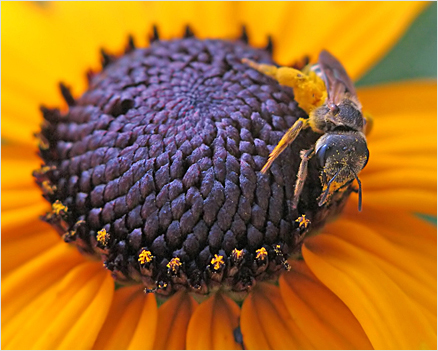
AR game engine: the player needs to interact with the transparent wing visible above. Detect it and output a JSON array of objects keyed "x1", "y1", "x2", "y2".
[{"x1": 318, "y1": 50, "x2": 362, "y2": 109}]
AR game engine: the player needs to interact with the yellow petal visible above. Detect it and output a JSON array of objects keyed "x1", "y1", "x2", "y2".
[
  {"x1": 1, "y1": 217, "x2": 50, "y2": 243},
  {"x1": 279, "y1": 260, "x2": 373, "y2": 349},
  {"x1": 2, "y1": 2, "x2": 73, "y2": 112},
  {"x1": 363, "y1": 154, "x2": 436, "y2": 174},
  {"x1": 326, "y1": 219, "x2": 436, "y2": 316},
  {"x1": 186, "y1": 291, "x2": 241, "y2": 349},
  {"x1": 370, "y1": 134, "x2": 436, "y2": 156},
  {"x1": 342, "y1": 206, "x2": 436, "y2": 269},
  {"x1": 3, "y1": 262, "x2": 113, "y2": 350},
  {"x1": 1, "y1": 242, "x2": 85, "y2": 325},
  {"x1": 303, "y1": 233, "x2": 436, "y2": 350},
  {"x1": 1, "y1": 229, "x2": 60, "y2": 277},
  {"x1": 2, "y1": 187, "x2": 45, "y2": 211},
  {"x1": 44, "y1": 268, "x2": 113, "y2": 350},
  {"x1": 367, "y1": 113, "x2": 437, "y2": 141},
  {"x1": 93, "y1": 286, "x2": 158, "y2": 350},
  {"x1": 241, "y1": 282, "x2": 314, "y2": 349},
  {"x1": 153, "y1": 291, "x2": 198, "y2": 350},
  {"x1": 360, "y1": 189, "x2": 436, "y2": 215},
  {"x1": 1, "y1": 202, "x2": 49, "y2": 234},
  {"x1": 362, "y1": 168, "x2": 436, "y2": 192},
  {"x1": 146, "y1": 2, "x2": 239, "y2": 39},
  {"x1": 358, "y1": 81, "x2": 437, "y2": 117},
  {"x1": 126, "y1": 291, "x2": 158, "y2": 350},
  {"x1": 1, "y1": 117, "x2": 37, "y2": 146},
  {"x1": 1, "y1": 150, "x2": 41, "y2": 191},
  {"x1": 237, "y1": 2, "x2": 428, "y2": 79}
]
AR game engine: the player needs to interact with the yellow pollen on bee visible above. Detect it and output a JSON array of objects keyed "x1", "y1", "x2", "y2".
[
  {"x1": 52, "y1": 200, "x2": 68, "y2": 215},
  {"x1": 296, "y1": 214, "x2": 311, "y2": 229},
  {"x1": 256, "y1": 247, "x2": 268, "y2": 260},
  {"x1": 97, "y1": 228, "x2": 110, "y2": 246},
  {"x1": 232, "y1": 248, "x2": 244, "y2": 260},
  {"x1": 167, "y1": 257, "x2": 182, "y2": 273},
  {"x1": 138, "y1": 249, "x2": 154, "y2": 264},
  {"x1": 242, "y1": 58, "x2": 327, "y2": 114},
  {"x1": 210, "y1": 254, "x2": 225, "y2": 270}
]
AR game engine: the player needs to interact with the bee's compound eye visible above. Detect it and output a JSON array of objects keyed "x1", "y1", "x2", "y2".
[
  {"x1": 316, "y1": 144, "x2": 328, "y2": 168},
  {"x1": 362, "y1": 147, "x2": 370, "y2": 168},
  {"x1": 329, "y1": 104, "x2": 339, "y2": 114}
]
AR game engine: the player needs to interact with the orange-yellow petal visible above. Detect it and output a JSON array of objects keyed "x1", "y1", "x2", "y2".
[
  {"x1": 146, "y1": 2, "x2": 239, "y2": 40},
  {"x1": 43, "y1": 268, "x2": 113, "y2": 350},
  {"x1": 2, "y1": 261, "x2": 113, "y2": 350},
  {"x1": 1, "y1": 242, "x2": 85, "y2": 325},
  {"x1": 279, "y1": 260, "x2": 372, "y2": 349},
  {"x1": 327, "y1": 218, "x2": 435, "y2": 316},
  {"x1": 241, "y1": 282, "x2": 315, "y2": 349},
  {"x1": 1, "y1": 202, "x2": 49, "y2": 234},
  {"x1": 2, "y1": 187, "x2": 45, "y2": 211},
  {"x1": 362, "y1": 154, "x2": 436, "y2": 174},
  {"x1": 1, "y1": 229, "x2": 60, "y2": 277},
  {"x1": 126, "y1": 291, "x2": 159, "y2": 350},
  {"x1": 358, "y1": 80, "x2": 437, "y2": 117},
  {"x1": 303, "y1": 232, "x2": 436, "y2": 350},
  {"x1": 1, "y1": 117, "x2": 37, "y2": 146},
  {"x1": 357, "y1": 189, "x2": 436, "y2": 215},
  {"x1": 93, "y1": 286, "x2": 158, "y2": 350},
  {"x1": 153, "y1": 291, "x2": 198, "y2": 349},
  {"x1": 1, "y1": 152, "x2": 41, "y2": 191},
  {"x1": 362, "y1": 168, "x2": 436, "y2": 192},
  {"x1": 237, "y1": 2, "x2": 428, "y2": 79},
  {"x1": 1, "y1": 217, "x2": 50, "y2": 243},
  {"x1": 186, "y1": 291, "x2": 241, "y2": 349},
  {"x1": 342, "y1": 207, "x2": 436, "y2": 274}
]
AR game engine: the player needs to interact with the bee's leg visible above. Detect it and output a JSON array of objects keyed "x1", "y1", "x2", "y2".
[
  {"x1": 363, "y1": 113, "x2": 374, "y2": 136},
  {"x1": 261, "y1": 118, "x2": 310, "y2": 173},
  {"x1": 292, "y1": 147, "x2": 315, "y2": 210},
  {"x1": 241, "y1": 58, "x2": 280, "y2": 79}
]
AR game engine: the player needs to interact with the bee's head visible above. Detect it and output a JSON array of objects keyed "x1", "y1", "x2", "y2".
[
  {"x1": 314, "y1": 131, "x2": 369, "y2": 210},
  {"x1": 327, "y1": 99, "x2": 364, "y2": 131}
]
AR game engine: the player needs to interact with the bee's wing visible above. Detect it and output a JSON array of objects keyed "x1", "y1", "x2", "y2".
[{"x1": 318, "y1": 50, "x2": 362, "y2": 109}]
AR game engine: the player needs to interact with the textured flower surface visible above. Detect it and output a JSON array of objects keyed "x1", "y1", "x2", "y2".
[{"x1": 2, "y1": 2, "x2": 436, "y2": 350}]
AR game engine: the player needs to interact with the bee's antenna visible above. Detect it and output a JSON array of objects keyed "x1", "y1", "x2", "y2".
[
  {"x1": 318, "y1": 168, "x2": 341, "y2": 207},
  {"x1": 349, "y1": 167, "x2": 362, "y2": 211}
]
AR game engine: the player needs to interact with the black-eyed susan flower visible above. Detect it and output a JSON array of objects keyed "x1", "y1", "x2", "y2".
[{"x1": 2, "y1": 2, "x2": 436, "y2": 350}]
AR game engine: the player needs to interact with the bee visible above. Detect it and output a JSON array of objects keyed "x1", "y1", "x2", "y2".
[{"x1": 245, "y1": 50, "x2": 369, "y2": 211}]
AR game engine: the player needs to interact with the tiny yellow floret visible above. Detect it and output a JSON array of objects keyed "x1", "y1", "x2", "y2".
[
  {"x1": 138, "y1": 249, "x2": 154, "y2": 264},
  {"x1": 37, "y1": 133, "x2": 50, "y2": 150},
  {"x1": 256, "y1": 247, "x2": 268, "y2": 260},
  {"x1": 232, "y1": 248, "x2": 244, "y2": 260},
  {"x1": 52, "y1": 200, "x2": 68, "y2": 216},
  {"x1": 40, "y1": 165, "x2": 55, "y2": 173},
  {"x1": 97, "y1": 228, "x2": 110, "y2": 246},
  {"x1": 295, "y1": 214, "x2": 311, "y2": 229},
  {"x1": 42, "y1": 180, "x2": 56, "y2": 195},
  {"x1": 167, "y1": 257, "x2": 182, "y2": 274},
  {"x1": 210, "y1": 254, "x2": 225, "y2": 271}
]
